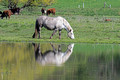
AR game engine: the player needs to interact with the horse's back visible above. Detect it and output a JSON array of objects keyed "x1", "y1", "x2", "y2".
[
  {"x1": 36, "y1": 16, "x2": 65, "y2": 30},
  {"x1": 45, "y1": 16, "x2": 63, "y2": 24},
  {"x1": 37, "y1": 15, "x2": 47, "y2": 23},
  {"x1": 37, "y1": 16, "x2": 58, "y2": 23},
  {"x1": 37, "y1": 15, "x2": 47, "y2": 20},
  {"x1": 37, "y1": 15, "x2": 63, "y2": 21}
]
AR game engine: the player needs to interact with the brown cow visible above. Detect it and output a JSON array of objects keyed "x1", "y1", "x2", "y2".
[
  {"x1": 1, "y1": 10, "x2": 13, "y2": 19},
  {"x1": 105, "y1": 19, "x2": 111, "y2": 22},
  {"x1": 46, "y1": 8, "x2": 56, "y2": 16},
  {"x1": 0, "y1": 11, "x2": 2, "y2": 14},
  {"x1": 41, "y1": 8, "x2": 46, "y2": 15},
  {"x1": 9, "y1": 8, "x2": 21, "y2": 14}
]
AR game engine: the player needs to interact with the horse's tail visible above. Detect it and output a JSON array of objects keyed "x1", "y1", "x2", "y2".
[{"x1": 32, "y1": 20, "x2": 39, "y2": 38}]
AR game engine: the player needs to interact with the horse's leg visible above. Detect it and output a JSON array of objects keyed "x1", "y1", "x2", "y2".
[
  {"x1": 50, "y1": 30, "x2": 57, "y2": 39},
  {"x1": 58, "y1": 44, "x2": 61, "y2": 52},
  {"x1": 34, "y1": 43, "x2": 42, "y2": 60},
  {"x1": 35, "y1": 28, "x2": 38, "y2": 38},
  {"x1": 59, "y1": 30, "x2": 61, "y2": 39},
  {"x1": 50, "y1": 43, "x2": 56, "y2": 51},
  {"x1": 38, "y1": 27, "x2": 41, "y2": 39}
]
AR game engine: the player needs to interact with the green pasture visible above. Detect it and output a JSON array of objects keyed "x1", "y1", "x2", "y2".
[
  {"x1": 0, "y1": 0, "x2": 120, "y2": 43},
  {"x1": 54, "y1": 0, "x2": 120, "y2": 8},
  {"x1": 0, "y1": 15, "x2": 120, "y2": 43}
]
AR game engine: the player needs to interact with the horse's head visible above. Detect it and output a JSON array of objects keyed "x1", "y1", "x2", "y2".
[
  {"x1": 62, "y1": 18, "x2": 75, "y2": 39},
  {"x1": 68, "y1": 29, "x2": 75, "y2": 39}
]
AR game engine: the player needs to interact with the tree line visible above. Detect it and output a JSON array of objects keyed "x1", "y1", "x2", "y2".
[{"x1": 0, "y1": 0, "x2": 56, "y2": 9}]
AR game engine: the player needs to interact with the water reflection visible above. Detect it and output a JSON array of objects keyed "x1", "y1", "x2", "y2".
[
  {"x1": 1, "y1": 42, "x2": 120, "y2": 80},
  {"x1": 32, "y1": 43, "x2": 74, "y2": 66}
]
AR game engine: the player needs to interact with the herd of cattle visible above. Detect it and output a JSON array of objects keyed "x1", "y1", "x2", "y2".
[
  {"x1": 41, "y1": 8, "x2": 55, "y2": 15},
  {"x1": 0, "y1": 8, "x2": 56, "y2": 19},
  {"x1": 0, "y1": 8, "x2": 20, "y2": 19}
]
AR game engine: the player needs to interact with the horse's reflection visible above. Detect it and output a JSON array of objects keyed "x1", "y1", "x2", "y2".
[{"x1": 32, "y1": 43, "x2": 74, "y2": 66}]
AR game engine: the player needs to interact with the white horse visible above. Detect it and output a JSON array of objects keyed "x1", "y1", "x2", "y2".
[
  {"x1": 33, "y1": 43, "x2": 74, "y2": 66},
  {"x1": 32, "y1": 15, "x2": 75, "y2": 39}
]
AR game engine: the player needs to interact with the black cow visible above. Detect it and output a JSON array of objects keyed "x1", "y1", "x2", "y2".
[{"x1": 9, "y1": 8, "x2": 20, "y2": 14}]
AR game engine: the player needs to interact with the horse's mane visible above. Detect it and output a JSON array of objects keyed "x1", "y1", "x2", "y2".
[{"x1": 61, "y1": 17, "x2": 73, "y2": 32}]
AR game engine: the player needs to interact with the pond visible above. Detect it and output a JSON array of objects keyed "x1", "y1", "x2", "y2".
[{"x1": 0, "y1": 42, "x2": 120, "y2": 80}]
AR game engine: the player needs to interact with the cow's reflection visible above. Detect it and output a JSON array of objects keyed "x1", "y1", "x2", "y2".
[{"x1": 33, "y1": 43, "x2": 74, "y2": 66}]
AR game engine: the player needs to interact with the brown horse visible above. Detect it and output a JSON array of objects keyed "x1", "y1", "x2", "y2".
[
  {"x1": 46, "y1": 8, "x2": 56, "y2": 16},
  {"x1": 1, "y1": 10, "x2": 13, "y2": 19},
  {"x1": 41, "y1": 8, "x2": 46, "y2": 15}
]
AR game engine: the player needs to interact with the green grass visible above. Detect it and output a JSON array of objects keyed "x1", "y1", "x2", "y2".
[
  {"x1": 53, "y1": 0, "x2": 120, "y2": 8},
  {"x1": 0, "y1": 15, "x2": 120, "y2": 43},
  {"x1": 0, "y1": 0, "x2": 120, "y2": 43}
]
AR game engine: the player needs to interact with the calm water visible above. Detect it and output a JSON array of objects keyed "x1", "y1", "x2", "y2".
[{"x1": 0, "y1": 42, "x2": 120, "y2": 80}]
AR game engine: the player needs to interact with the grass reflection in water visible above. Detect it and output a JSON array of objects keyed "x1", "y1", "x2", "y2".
[{"x1": 0, "y1": 42, "x2": 120, "y2": 80}]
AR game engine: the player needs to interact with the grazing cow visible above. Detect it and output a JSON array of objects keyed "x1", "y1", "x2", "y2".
[
  {"x1": 0, "y1": 11, "x2": 2, "y2": 14},
  {"x1": 0, "y1": 11, "x2": 2, "y2": 18},
  {"x1": 105, "y1": 19, "x2": 111, "y2": 22},
  {"x1": 46, "y1": 8, "x2": 56, "y2": 16},
  {"x1": 41, "y1": 8, "x2": 46, "y2": 15},
  {"x1": 9, "y1": 8, "x2": 21, "y2": 14},
  {"x1": 1, "y1": 10, "x2": 13, "y2": 19}
]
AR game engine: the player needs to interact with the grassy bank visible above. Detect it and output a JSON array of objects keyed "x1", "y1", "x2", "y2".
[
  {"x1": 0, "y1": 0, "x2": 120, "y2": 43},
  {"x1": 0, "y1": 15, "x2": 120, "y2": 43}
]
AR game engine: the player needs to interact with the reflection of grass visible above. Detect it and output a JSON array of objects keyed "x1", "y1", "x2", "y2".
[
  {"x1": 1, "y1": 43, "x2": 120, "y2": 80},
  {"x1": 0, "y1": 43, "x2": 57, "y2": 80}
]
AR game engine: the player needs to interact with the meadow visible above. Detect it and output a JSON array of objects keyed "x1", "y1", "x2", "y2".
[{"x1": 0, "y1": 0, "x2": 120, "y2": 43}]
